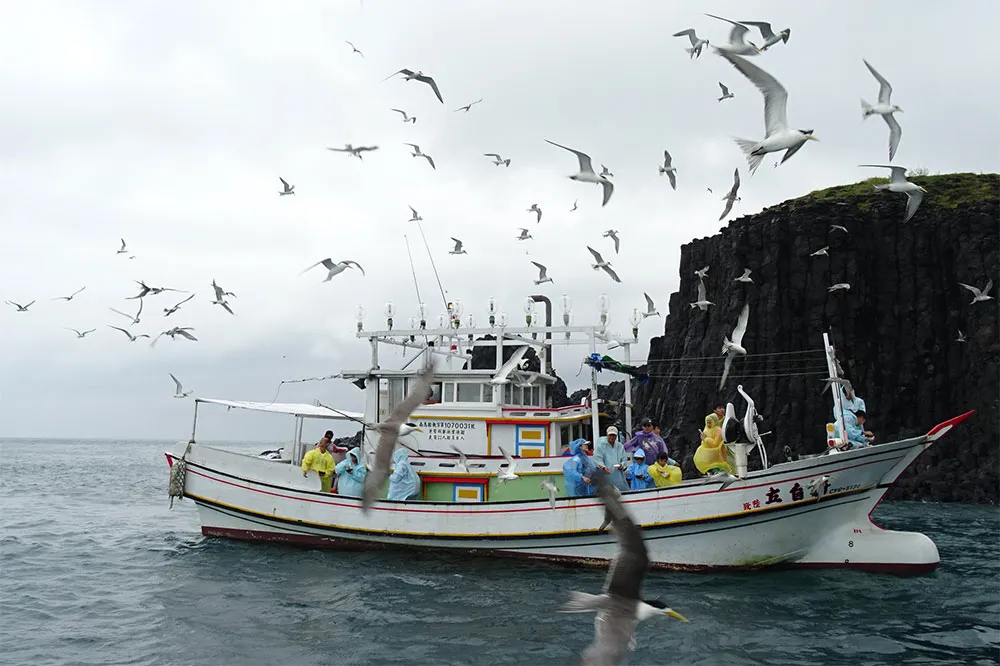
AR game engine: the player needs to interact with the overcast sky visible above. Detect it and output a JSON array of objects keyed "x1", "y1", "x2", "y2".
[{"x1": 1, "y1": 0, "x2": 997, "y2": 443}]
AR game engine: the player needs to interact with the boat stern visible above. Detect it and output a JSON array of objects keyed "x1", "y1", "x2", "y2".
[{"x1": 794, "y1": 518, "x2": 940, "y2": 574}]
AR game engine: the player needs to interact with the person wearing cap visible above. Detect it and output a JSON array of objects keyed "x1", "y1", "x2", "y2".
[
  {"x1": 301, "y1": 437, "x2": 336, "y2": 493},
  {"x1": 593, "y1": 425, "x2": 629, "y2": 491},
  {"x1": 624, "y1": 417, "x2": 669, "y2": 463},
  {"x1": 624, "y1": 449, "x2": 654, "y2": 491},
  {"x1": 834, "y1": 383, "x2": 867, "y2": 426},
  {"x1": 842, "y1": 409, "x2": 875, "y2": 448}
]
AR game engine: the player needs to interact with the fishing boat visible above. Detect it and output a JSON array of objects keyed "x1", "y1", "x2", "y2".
[{"x1": 165, "y1": 296, "x2": 972, "y2": 574}]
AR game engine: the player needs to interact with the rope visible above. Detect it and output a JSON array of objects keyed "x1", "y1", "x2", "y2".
[
  {"x1": 642, "y1": 348, "x2": 825, "y2": 364},
  {"x1": 268, "y1": 373, "x2": 344, "y2": 403},
  {"x1": 168, "y1": 440, "x2": 193, "y2": 509}
]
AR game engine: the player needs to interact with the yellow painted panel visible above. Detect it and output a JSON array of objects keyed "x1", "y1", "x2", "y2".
[
  {"x1": 457, "y1": 488, "x2": 480, "y2": 499},
  {"x1": 520, "y1": 447, "x2": 544, "y2": 458},
  {"x1": 519, "y1": 430, "x2": 542, "y2": 441}
]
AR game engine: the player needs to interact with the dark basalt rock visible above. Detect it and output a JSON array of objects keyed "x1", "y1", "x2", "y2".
[{"x1": 627, "y1": 173, "x2": 999, "y2": 504}]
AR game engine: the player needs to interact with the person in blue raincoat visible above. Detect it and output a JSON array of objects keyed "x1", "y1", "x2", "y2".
[
  {"x1": 387, "y1": 447, "x2": 421, "y2": 500},
  {"x1": 562, "y1": 438, "x2": 596, "y2": 497},
  {"x1": 335, "y1": 447, "x2": 368, "y2": 498},
  {"x1": 593, "y1": 426, "x2": 629, "y2": 492},
  {"x1": 625, "y1": 449, "x2": 655, "y2": 491}
]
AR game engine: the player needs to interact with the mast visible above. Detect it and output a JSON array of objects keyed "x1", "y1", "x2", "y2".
[{"x1": 823, "y1": 332, "x2": 847, "y2": 446}]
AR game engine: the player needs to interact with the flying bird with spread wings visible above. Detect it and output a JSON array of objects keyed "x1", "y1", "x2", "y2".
[
  {"x1": 587, "y1": 247, "x2": 622, "y2": 283},
  {"x1": 385, "y1": 69, "x2": 444, "y2": 103}
]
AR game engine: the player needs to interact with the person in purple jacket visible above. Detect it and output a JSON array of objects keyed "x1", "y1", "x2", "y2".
[{"x1": 624, "y1": 417, "x2": 668, "y2": 462}]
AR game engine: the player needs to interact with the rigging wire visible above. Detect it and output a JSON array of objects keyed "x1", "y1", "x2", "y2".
[
  {"x1": 413, "y1": 219, "x2": 449, "y2": 314},
  {"x1": 403, "y1": 234, "x2": 423, "y2": 310},
  {"x1": 641, "y1": 348, "x2": 826, "y2": 364}
]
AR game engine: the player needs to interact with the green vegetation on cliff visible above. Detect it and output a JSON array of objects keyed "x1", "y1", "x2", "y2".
[{"x1": 800, "y1": 172, "x2": 998, "y2": 209}]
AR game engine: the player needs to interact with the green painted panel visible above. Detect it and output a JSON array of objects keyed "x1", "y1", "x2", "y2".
[{"x1": 415, "y1": 473, "x2": 567, "y2": 503}]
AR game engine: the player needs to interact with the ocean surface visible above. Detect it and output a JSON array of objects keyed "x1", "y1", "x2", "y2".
[{"x1": 1, "y1": 438, "x2": 997, "y2": 666}]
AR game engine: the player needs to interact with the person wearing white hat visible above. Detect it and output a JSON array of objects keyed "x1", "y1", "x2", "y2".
[{"x1": 593, "y1": 425, "x2": 628, "y2": 491}]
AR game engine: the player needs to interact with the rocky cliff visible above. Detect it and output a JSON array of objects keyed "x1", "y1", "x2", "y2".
[{"x1": 632, "y1": 172, "x2": 999, "y2": 504}]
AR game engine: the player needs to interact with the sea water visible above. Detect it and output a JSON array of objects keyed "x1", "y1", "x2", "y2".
[{"x1": 1, "y1": 438, "x2": 997, "y2": 666}]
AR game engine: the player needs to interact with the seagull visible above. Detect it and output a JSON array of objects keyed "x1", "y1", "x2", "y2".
[
  {"x1": 326, "y1": 144, "x2": 380, "y2": 160},
  {"x1": 151, "y1": 326, "x2": 197, "y2": 348},
  {"x1": 108, "y1": 325, "x2": 149, "y2": 343},
  {"x1": 830, "y1": 224, "x2": 849, "y2": 234},
  {"x1": 569, "y1": 199, "x2": 578, "y2": 212},
  {"x1": 52, "y1": 286, "x2": 86, "y2": 302},
  {"x1": 600, "y1": 165, "x2": 614, "y2": 178},
  {"x1": 484, "y1": 153, "x2": 511, "y2": 167},
  {"x1": 706, "y1": 14, "x2": 761, "y2": 56},
  {"x1": 545, "y1": 140, "x2": 614, "y2": 206},
  {"x1": 807, "y1": 476, "x2": 831, "y2": 499},
  {"x1": 739, "y1": 21, "x2": 791, "y2": 51},
  {"x1": 695, "y1": 266, "x2": 710, "y2": 280},
  {"x1": 403, "y1": 143, "x2": 436, "y2": 170},
  {"x1": 278, "y1": 177, "x2": 295, "y2": 195},
  {"x1": 828, "y1": 283, "x2": 851, "y2": 293},
  {"x1": 390, "y1": 108, "x2": 417, "y2": 124},
  {"x1": 861, "y1": 59, "x2": 904, "y2": 161},
  {"x1": 718, "y1": 51, "x2": 818, "y2": 174},
  {"x1": 516, "y1": 228, "x2": 533, "y2": 241},
  {"x1": 690, "y1": 278, "x2": 714, "y2": 311},
  {"x1": 559, "y1": 474, "x2": 688, "y2": 666},
  {"x1": 672, "y1": 28, "x2": 709, "y2": 58},
  {"x1": 455, "y1": 98, "x2": 482, "y2": 112},
  {"x1": 449, "y1": 238, "x2": 467, "y2": 255},
  {"x1": 541, "y1": 478, "x2": 558, "y2": 509},
  {"x1": 363, "y1": 362, "x2": 438, "y2": 511},
  {"x1": 210, "y1": 282, "x2": 235, "y2": 316},
  {"x1": 127, "y1": 281, "x2": 184, "y2": 299},
  {"x1": 170, "y1": 373, "x2": 193, "y2": 398},
  {"x1": 958, "y1": 279, "x2": 994, "y2": 305},
  {"x1": 717, "y1": 82, "x2": 734, "y2": 102},
  {"x1": 734, "y1": 268, "x2": 753, "y2": 283},
  {"x1": 163, "y1": 293, "x2": 195, "y2": 317},
  {"x1": 497, "y1": 446, "x2": 520, "y2": 483},
  {"x1": 530, "y1": 261, "x2": 554, "y2": 285},
  {"x1": 527, "y1": 204, "x2": 543, "y2": 223},
  {"x1": 449, "y1": 444, "x2": 470, "y2": 473},
  {"x1": 736, "y1": 384, "x2": 764, "y2": 452},
  {"x1": 719, "y1": 303, "x2": 750, "y2": 389},
  {"x1": 587, "y1": 247, "x2": 622, "y2": 283},
  {"x1": 955, "y1": 330, "x2": 967, "y2": 343},
  {"x1": 599, "y1": 231, "x2": 620, "y2": 256},
  {"x1": 345, "y1": 40, "x2": 363, "y2": 57},
  {"x1": 642, "y1": 293, "x2": 659, "y2": 318},
  {"x1": 65, "y1": 328, "x2": 95, "y2": 338},
  {"x1": 858, "y1": 164, "x2": 926, "y2": 222},
  {"x1": 110, "y1": 298, "x2": 143, "y2": 326},
  {"x1": 301, "y1": 258, "x2": 366, "y2": 282},
  {"x1": 116, "y1": 238, "x2": 129, "y2": 255},
  {"x1": 658, "y1": 151, "x2": 677, "y2": 190},
  {"x1": 719, "y1": 168, "x2": 742, "y2": 220},
  {"x1": 408, "y1": 206, "x2": 423, "y2": 222},
  {"x1": 811, "y1": 246, "x2": 829, "y2": 257},
  {"x1": 820, "y1": 376, "x2": 850, "y2": 394},
  {"x1": 385, "y1": 69, "x2": 444, "y2": 103}
]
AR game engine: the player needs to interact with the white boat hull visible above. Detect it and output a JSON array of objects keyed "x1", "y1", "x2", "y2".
[{"x1": 167, "y1": 412, "x2": 972, "y2": 574}]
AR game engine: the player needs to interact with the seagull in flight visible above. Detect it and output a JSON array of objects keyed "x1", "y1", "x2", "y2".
[
  {"x1": 326, "y1": 144, "x2": 380, "y2": 160},
  {"x1": 497, "y1": 446, "x2": 520, "y2": 483},
  {"x1": 545, "y1": 140, "x2": 614, "y2": 206},
  {"x1": 861, "y1": 59, "x2": 904, "y2": 161},
  {"x1": 559, "y1": 474, "x2": 687, "y2": 666},
  {"x1": 116, "y1": 238, "x2": 129, "y2": 255},
  {"x1": 719, "y1": 168, "x2": 742, "y2": 220},
  {"x1": 569, "y1": 199, "x2": 578, "y2": 212},
  {"x1": 706, "y1": 14, "x2": 761, "y2": 56},
  {"x1": 717, "y1": 82, "x2": 734, "y2": 102},
  {"x1": 695, "y1": 266, "x2": 710, "y2": 280},
  {"x1": 830, "y1": 224, "x2": 849, "y2": 234},
  {"x1": 449, "y1": 238, "x2": 467, "y2": 255},
  {"x1": 170, "y1": 373, "x2": 193, "y2": 398},
  {"x1": 587, "y1": 246, "x2": 622, "y2": 283},
  {"x1": 672, "y1": 28, "x2": 709, "y2": 58},
  {"x1": 210, "y1": 280, "x2": 236, "y2": 315},
  {"x1": 363, "y1": 362, "x2": 438, "y2": 511},
  {"x1": 600, "y1": 164, "x2": 614, "y2": 178},
  {"x1": 958, "y1": 279, "x2": 994, "y2": 305},
  {"x1": 690, "y1": 278, "x2": 714, "y2": 311},
  {"x1": 455, "y1": 98, "x2": 482, "y2": 112},
  {"x1": 719, "y1": 50, "x2": 818, "y2": 174},
  {"x1": 108, "y1": 325, "x2": 149, "y2": 343},
  {"x1": 734, "y1": 268, "x2": 753, "y2": 283},
  {"x1": 52, "y1": 286, "x2": 86, "y2": 302},
  {"x1": 484, "y1": 153, "x2": 510, "y2": 167},
  {"x1": 278, "y1": 177, "x2": 295, "y2": 195},
  {"x1": 532, "y1": 261, "x2": 553, "y2": 285},
  {"x1": 811, "y1": 246, "x2": 829, "y2": 258},
  {"x1": 719, "y1": 303, "x2": 750, "y2": 389},
  {"x1": 404, "y1": 143, "x2": 436, "y2": 170},
  {"x1": 955, "y1": 330, "x2": 967, "y2": 344},
  {"x1": 110, "y1": 299, "x2": 143, "y2": 326},
  {"x1": 642, "y1": 293, "x2": 659, "y2": 318},
  {"x1": 385, "y1": 69, "x2": 444, "y2": 103},
  {"x1": 301, "y1": 258, "x2": 366, "y2": 282},
  {"x1": 65, "y1": 327, "x2": 96, "y2": 338},
  {"x1": 739, "y1": 21, "x2": 791, "y2": 51},
  {"x1": 516, "y1": 228, "x2": 533, "y2": 241},
  {"x1": 449, "y1": 444, "x2": 470, "y2": 474},
  {"x1": 603, "y1": 229, "x2": 621, "y2": 254},
  {"x1": 541, "y1": 478, "x2": 558, "y2": 509},
  {"x1": 408, "y1": 206, "x2": 423, "y2": 222},
  {"x1": 390, "y1": 108, "x2": 417, "y2": 124},
  {"x1": 859, "y1": 164, "x2": 926, "y2": 222},
  {"x1": 527, "y1": 204, "x2": 543, "y2": 224},
  {"x1": 828, "y1": 283, "x2": 851, "y2": 293},
  {"x1": 345, "y1": 40, "x2": 363, "y2": 57},
  {"x1": 163, "y1": 293, "x2": 195, "y2": 317},
  {"x1": 152, "y1": 326, "x2": 198, "y2": 347},
  {"x1": 658, "y1": 150, "x2": 677, "y2": 190},
  {"x1": 127, "y1": 281, "x2": 185, "y2": 300}
]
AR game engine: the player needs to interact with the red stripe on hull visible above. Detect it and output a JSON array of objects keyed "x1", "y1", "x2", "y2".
[{"x1": 201, "y1": 526, "x2": 938, "y2": 575}]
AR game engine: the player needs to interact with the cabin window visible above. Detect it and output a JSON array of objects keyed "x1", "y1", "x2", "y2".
[
  {"x1": 456, "y1": 382, "x2": 483, "y2": 403},
  {"x1": 522, "y1": 386, "x2": 541, "y2": 407},
  {"x1": 482, "y1": 384, "x2": 494, "y2": 402},
  {"x1": 423, "y1": 382, "x2": 442, "y2": 404},
  {"x1": 443, "y1": 383, "x2": 455, "y2": 403},
  {"x1": 389, "y1": 379, "x2": 404, "y2": 409}
]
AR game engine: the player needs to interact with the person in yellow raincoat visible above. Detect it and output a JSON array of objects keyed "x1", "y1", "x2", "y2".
[
  {"x1": 301, "y1": 438, "x2": 336, "y2": 492},
  {"x1": 693, "y1": 413, "x2": 734, "y2": 475},
  {"x1": 648, "y1": 451, "x2": 683, "y2": 487}
]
